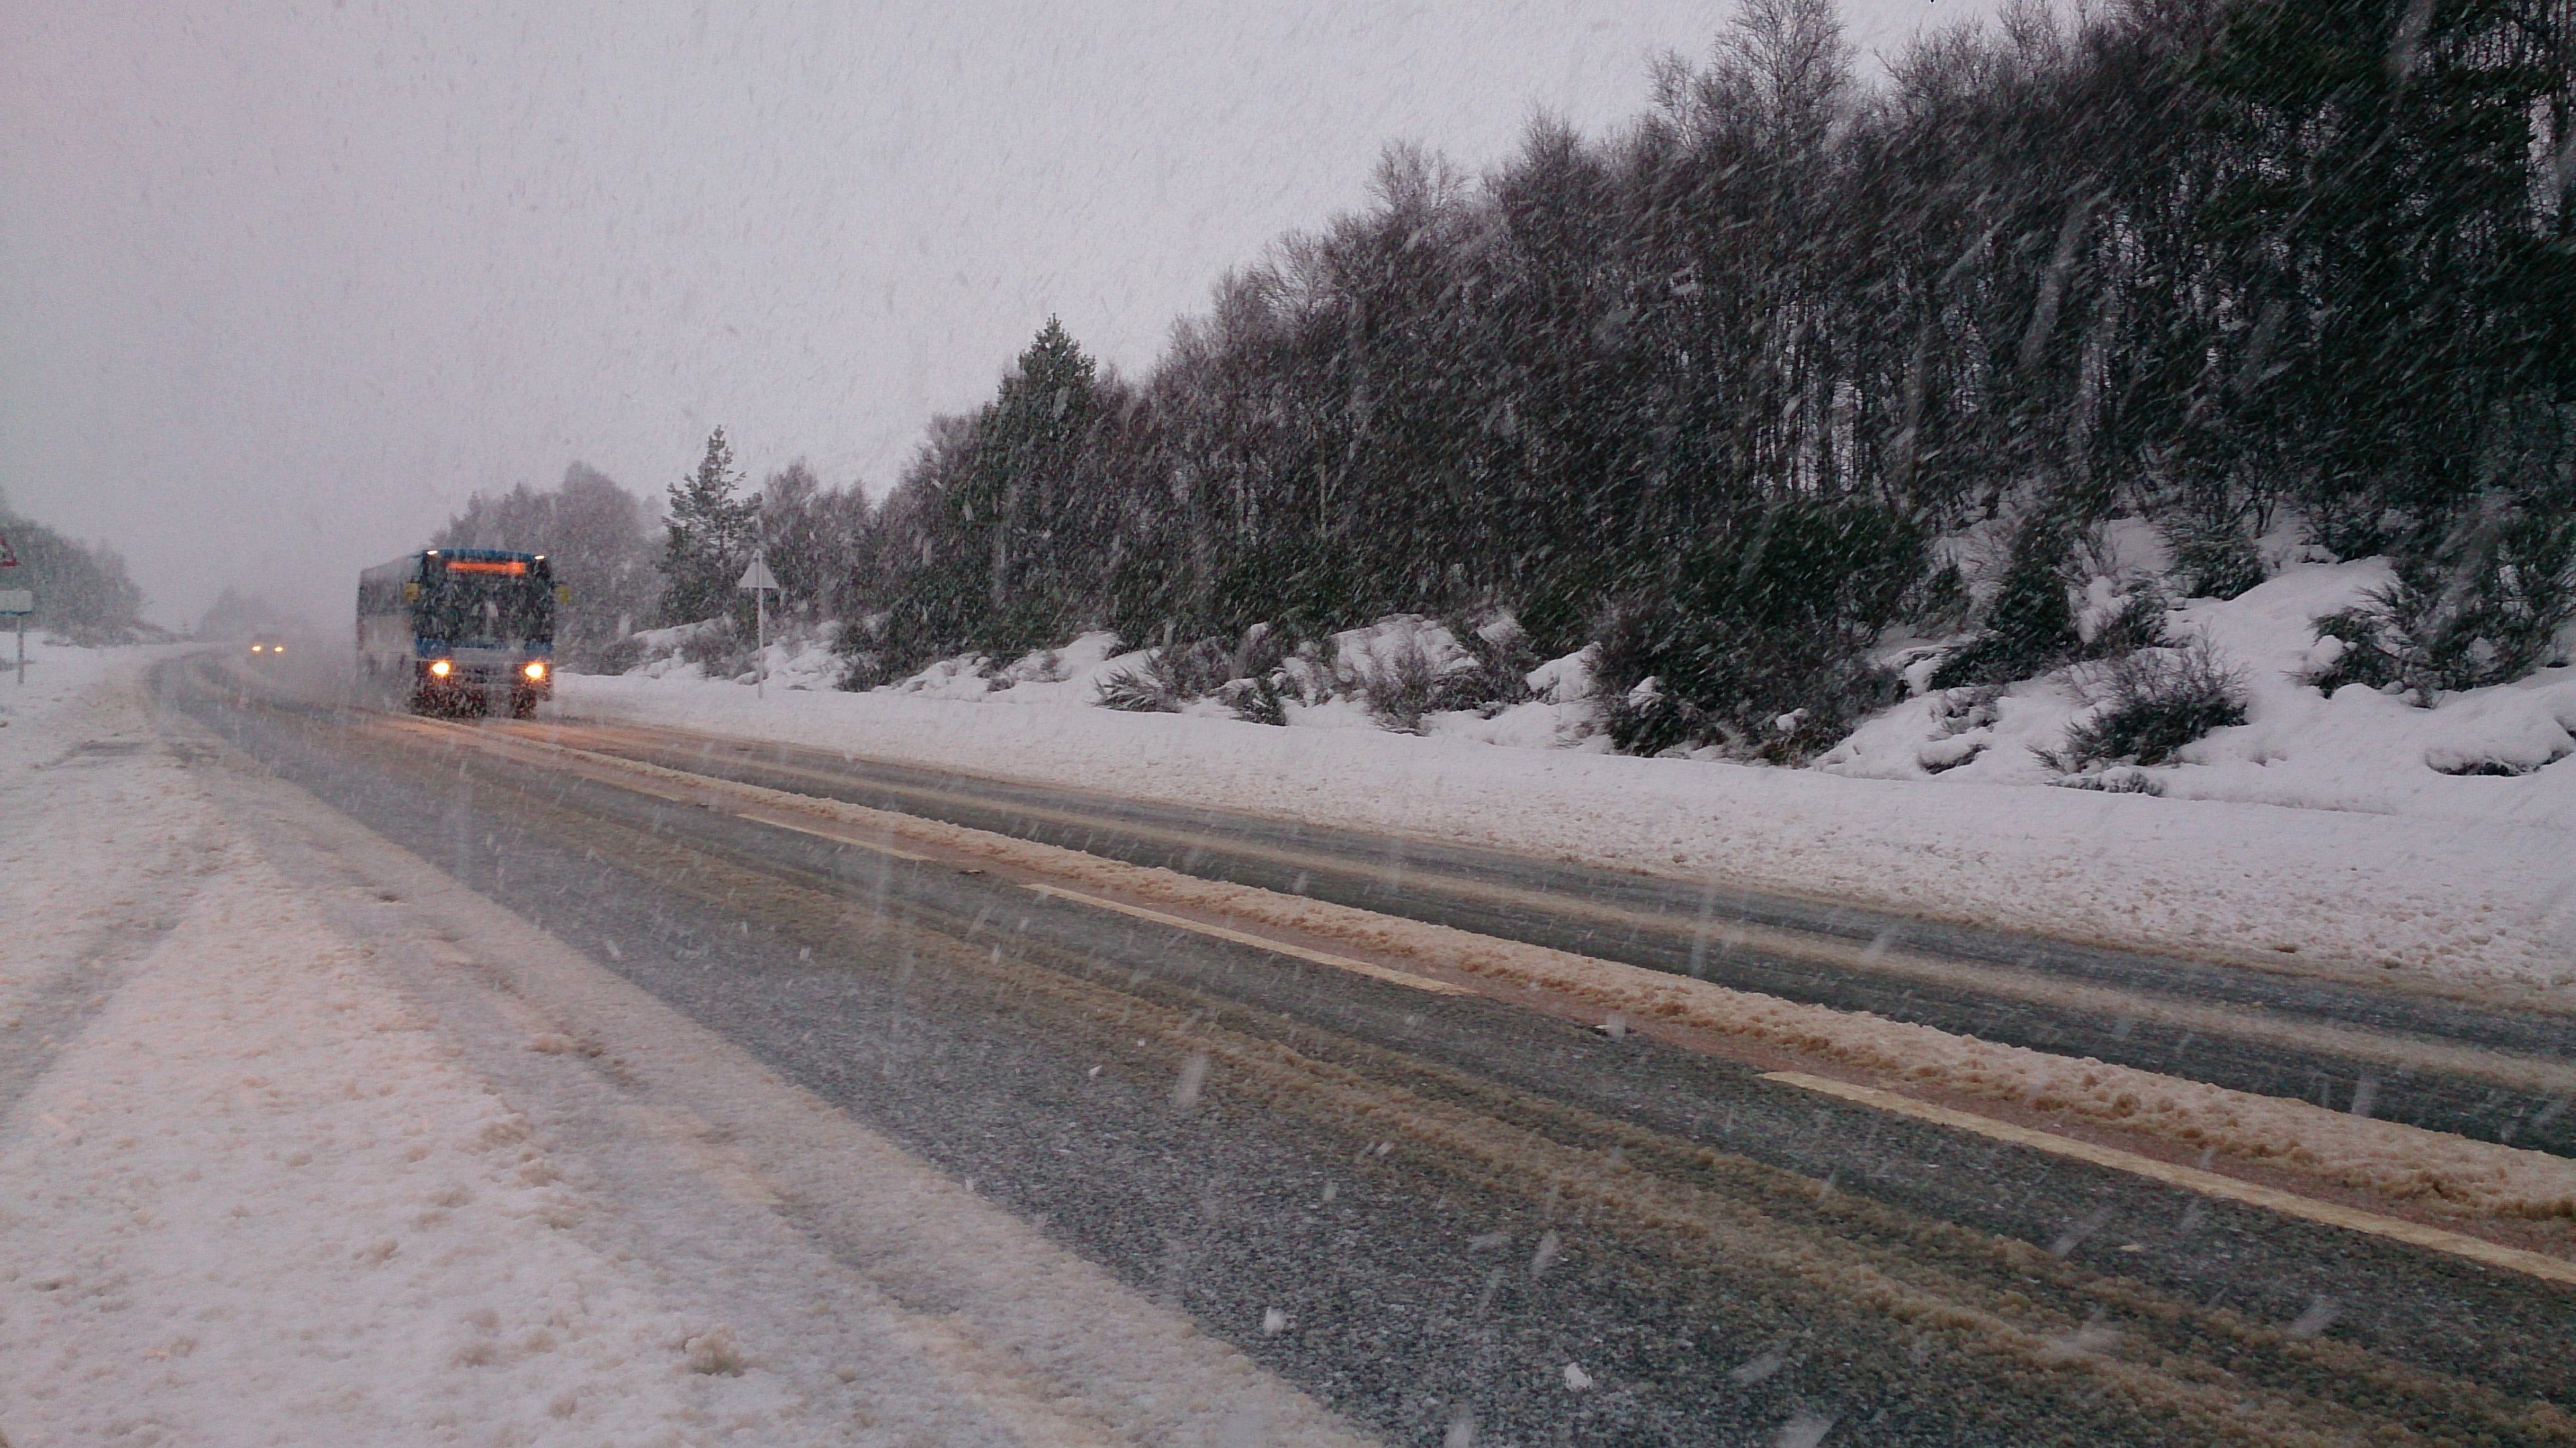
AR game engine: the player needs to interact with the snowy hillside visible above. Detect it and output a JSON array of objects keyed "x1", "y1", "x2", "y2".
[
  {"x1": 561, "y1": 576, "x2": 2576, "y2": 1000},
  {"x1": 1825, "y1": 559, "x2": 2576, "y2": 830},
  {"x1": 602, "y1": 554, "x2": 2576, "y2": 840}
]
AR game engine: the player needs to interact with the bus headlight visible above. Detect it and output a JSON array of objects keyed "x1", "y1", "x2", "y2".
[
  {"x1": 428, "y1": 659, "x2": 453, "y2": 678},
  {"x1": 523, "y1": 661, "x2": 547, "y2": 681}
]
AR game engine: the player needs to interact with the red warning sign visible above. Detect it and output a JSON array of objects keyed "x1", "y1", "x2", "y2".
[{"x1": 0, "y1": 534, "x2": 17, "y2": 567}]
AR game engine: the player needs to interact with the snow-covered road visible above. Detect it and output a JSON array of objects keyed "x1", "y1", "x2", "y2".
[
  {"x1": 0, "y1": 647, "x2": 1366, "y2": 1447},
  {"x1": 9, "y1": 645, "x2": 2573, "y2": 1445}
]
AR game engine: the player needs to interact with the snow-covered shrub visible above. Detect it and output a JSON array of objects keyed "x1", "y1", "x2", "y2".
[
  {"x1": 1596, "y1": 500, "x2": 1923, "y2": 761},
  {"x1": 1907, "y1": 561, "x2": 1972, "y2": 632},
  {"x1": 1316, "y1": 616, "x2": 1471, "y2": 732},
  {"x1": 2052, "y1": 768, "x2": 2165, "y2": 796},
  {"x1": 1929, "y1": 512, "x2": 2082, "y2": 689},
  {"x1": 1450, "y1": 612, "x2": 1540, "y2": 710},
  {"x1": 2303, "y1": 604, "x2": 2405, "y2": 694},
  {"x1": 677, "y1": 616, "x2": 748, "y2": 676},
  {"x1": 2163, "y1": 512, "x2": 2266, "y2": 600},
  {"x1": 1347, "y1": 632, "x2": 1461, "y2": 733},
  {"x1": 1094, "y1": 655, "x2": 1181, "y2": 712},
  {"x1": 2076, "y1": 577, "x2": 2172, "y2": 658},
  {"x1": 2302, "y1": 502, "x2": 2576, "y2": 703},
  {"x1": 586, "y1": 634, "x2": 646, "y2": 677},
  {"x1": 2047, "y1": 640, "x2": 2247, "y2": 771},
  {"x1": 1218, "y1": 674, "x2": 1287, "y2": 726}
]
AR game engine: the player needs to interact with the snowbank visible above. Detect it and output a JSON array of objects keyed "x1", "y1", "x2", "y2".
[
  {"x1": 1823, "y1": 559, "x2": 2576, "y2": 832},
  {"x1": 0, "y1": 850, "x2": 788, "y2": 1442},
  {"x1": 626, "y1": 618, "x2": 851, "y2": 691},
  {"x1": 558, "y1": 653, "x2": 2576, "y2": 995},
  {"x1": 562, "y1": 561, "x2": 2576, "y2": 992},
  {"x1": 617, "y1": 558, "x2": 2576, "y2": 842},
  {"x1": 0, "y1": 651, "x2": 809, "y2": 1442}
]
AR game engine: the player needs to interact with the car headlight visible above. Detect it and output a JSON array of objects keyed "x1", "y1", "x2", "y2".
[
  {"x1": 523, "y1": 661, "x2": 547, "y2": 681},
  {"x1": 250, "y1": 643, "x2": 264, "y2": 653},
  {"x1": 428, "y1": 659, "x2": 453, "y2": 678}
]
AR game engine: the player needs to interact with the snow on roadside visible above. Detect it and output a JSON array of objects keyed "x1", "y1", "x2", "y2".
[
  {"x1": 0, "y1": 845, "x2": 799, "y2": 1444},
  {"x1": 557, "y1": 647, "x2": 2576, "y2": 995},
  {"x1": 0, "y1": 643, "x2": 207, "y2": 1038},
  {"x1": 1823, "y1": 559, "x2": 2576, "y2": 833},
  {"x1": 0, "y1": 651, "x2": 814, "y2": 1444}
]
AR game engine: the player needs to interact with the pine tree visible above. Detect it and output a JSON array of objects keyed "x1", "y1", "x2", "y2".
[
  {"x1": 660, "y1": 427, "x2": 759, "y2": 626},
  {"x1": 973, "y1": 319, "x2": 1099, "y2": 620}
]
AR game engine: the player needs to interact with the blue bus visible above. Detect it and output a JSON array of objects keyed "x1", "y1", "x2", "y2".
[{"x1": 357, "y1": 549, "x2": 563, "y2": 716}]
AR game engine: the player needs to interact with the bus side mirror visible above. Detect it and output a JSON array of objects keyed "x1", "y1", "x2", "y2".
[
  {"x1": 555, "y1": 585, "x2": 572, "y2": 604},
  {"x1": 402, "y1": 581, "x2": 422, "y2": 602}
]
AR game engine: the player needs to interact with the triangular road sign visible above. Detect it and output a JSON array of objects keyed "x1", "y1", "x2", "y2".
[
  {"x1": 737, "y1": 556, "x2": 778, "y2": 591},
  {"x1": 0, "y1": 533, "x2": 18, "y2": 567}
]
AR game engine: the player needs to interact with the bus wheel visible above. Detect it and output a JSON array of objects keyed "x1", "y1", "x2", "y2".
[{"x1": 509, "y1": 689, "x2": 538, "y2": 720}]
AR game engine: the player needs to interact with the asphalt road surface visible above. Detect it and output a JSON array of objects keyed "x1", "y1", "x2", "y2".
[{"x1": 168, "y1": 655, "x2": 2576, "y2": 1447}]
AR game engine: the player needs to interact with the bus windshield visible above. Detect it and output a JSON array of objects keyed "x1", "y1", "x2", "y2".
[{"x1": 417, "y1": 570, "x2": 551, "y2": 648}]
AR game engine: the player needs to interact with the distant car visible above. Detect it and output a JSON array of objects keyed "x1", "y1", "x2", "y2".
[{"x1": 246, "y1": 634, "x2": 289, "y2": 658}]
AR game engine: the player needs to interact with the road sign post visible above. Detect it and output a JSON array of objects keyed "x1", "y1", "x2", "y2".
[
  {"x1": 0, "y1": 589, "x2": 32, "y2": 688},
  {"x1": 1, "y1": 533, "x2": 19, "y2": 687},
  {"x1": 737, "y1": 556, "x2": 779, "y2": 699}
]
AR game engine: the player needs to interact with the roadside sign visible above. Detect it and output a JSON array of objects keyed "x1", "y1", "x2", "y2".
[
  {"x1": 0, "y1": 533, "x2": 17, "y2": 567},
  {"x1": 737, "y1": 555, "x2": 777, "y2": 699},
  {"x1": 3, "y1": 587, "x2": 23, "y2": 688}
]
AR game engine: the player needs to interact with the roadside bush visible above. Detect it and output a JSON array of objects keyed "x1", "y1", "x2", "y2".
[
  {"x1": 2302, "y1": 498, "x2": 2576, "y2": 703},
  {"x1": 1095, "y1": 652, "x2": 1183, "y2": 712},
  {"x1": 676, "y1": 617, "x2": 754, "y2": 678},
  {"x1": 2164, "y1": 512, "x2": 2266, "y2": 600},
  {"x1": 1905, "y1": 561, "x2": 1972, "y2": 633},
  {"x1": 1344, "y1": 633, "x2": 1481, "y2": 733},
  {"x1": 1596, "y1": 499, "x2": 1923, "y2": 761},
  {"x1": 2051, "y1": 769, "x2": 2165, "y2": 796},
  {"x1": 1092, "y1": 633, "x2": 1250, "y2": 714},
  {"x1": 2047, "y1": 640, "x2": 2247, "y2": 771},
  {"x1": 1928, "y1": 511, "x2": 2082, "y2": 690},
  {"x1": 1218, "y1": 674, "x2": 1287, "y2": 725},
  {"x1": 2303, "y1": 604, "x2": 2404, "y2": 694},
  {"x1": 1449, "y1": 613, "x2": 1540, "y2": 710},
  {"x1": 586, "y1": 634, "x2": 647, "y2": 677},
  {"x1": 2079, "y1": 585, "x2": 2172, "y2": 659}
]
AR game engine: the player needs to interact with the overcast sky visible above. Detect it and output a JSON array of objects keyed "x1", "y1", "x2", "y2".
[{"x1": 4, "y1": 0, "x2": 2017, "y2": 628}]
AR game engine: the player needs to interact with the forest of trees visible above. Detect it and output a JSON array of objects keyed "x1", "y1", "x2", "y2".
[
  {"x1": 431, "y1": 463, "x2": 670, "y2": 669},
  {"x1": 0, "y1": 491, "x2": 149, "y2": 643},
  {"x1": 616, "y1": 0, "x2": 2573, "y2": 755}
]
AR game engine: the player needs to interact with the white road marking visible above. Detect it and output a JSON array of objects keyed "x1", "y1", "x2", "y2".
[
  {"x1": 1764, "y1": 1070, "x2": 2576, "y2": 1288},
  {"x1": 1022, "y1": 883, "x2": 1470, "y2": 996}
]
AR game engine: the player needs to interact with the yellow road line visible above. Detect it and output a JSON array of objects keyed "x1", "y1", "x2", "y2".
[
  {"x1": 1764, "y1": 1070, "x2": 2576, "y2": 1288},
  {"x1": 1021, "y1": 883, "x2": 1469, "y2": 997}
]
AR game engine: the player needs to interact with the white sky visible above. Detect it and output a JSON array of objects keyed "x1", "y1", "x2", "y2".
[{"x1": 4, "y1": 0, "x2": 2015, "y2": 628}]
